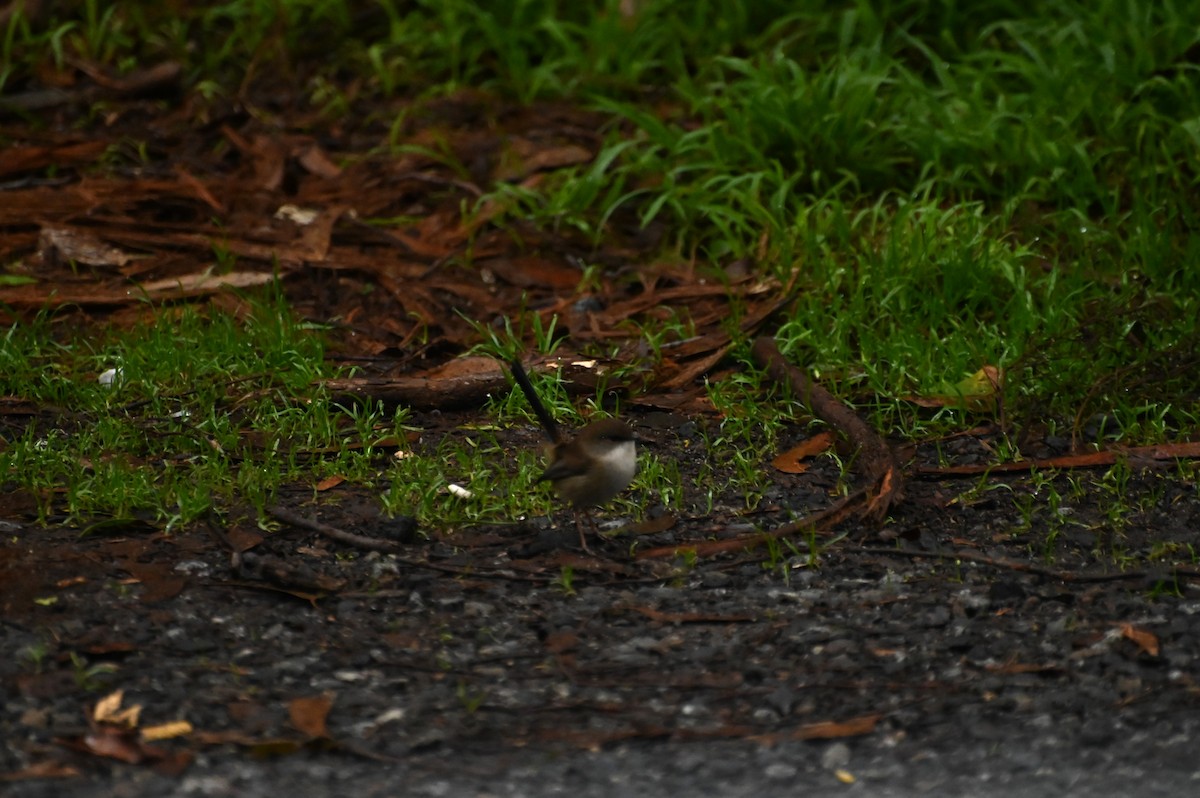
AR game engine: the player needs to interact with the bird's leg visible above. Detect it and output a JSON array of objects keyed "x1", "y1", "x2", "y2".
[{"x1": 574, "y1": 510, "x2": 595, "y2": 555}]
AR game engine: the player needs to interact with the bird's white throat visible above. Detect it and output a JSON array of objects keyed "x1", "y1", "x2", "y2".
[{"x1": 590, "y1": 438, "x2": 637, "y2": 492}]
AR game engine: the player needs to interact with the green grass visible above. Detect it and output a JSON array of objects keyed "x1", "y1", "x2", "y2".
[
  {"x1": 0, "y1": 295, "x2": 340, "y2": 526},
  {"x1": 2, "y1": 0, "x2": 1199, "y2": 533},
  {"x1": 444, "y1": 0, "x2": 1199, "y2": 439},
  {"x1": 0, "y1": 295, "x2": 679, "y2": 532}
]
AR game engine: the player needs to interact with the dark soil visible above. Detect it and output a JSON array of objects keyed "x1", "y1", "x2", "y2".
[{"x1": 4, "y1": 412, "x2": 1200, "y2": 797}]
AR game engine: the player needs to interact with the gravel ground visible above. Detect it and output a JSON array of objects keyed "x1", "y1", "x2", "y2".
[{"x1": 4, "y1": 422, "x2": 1199, "y2": 796}]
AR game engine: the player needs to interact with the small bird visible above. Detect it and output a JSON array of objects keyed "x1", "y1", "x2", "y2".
[{"x1": 509, "y1": 359, "x2": 637, "y2": 552}]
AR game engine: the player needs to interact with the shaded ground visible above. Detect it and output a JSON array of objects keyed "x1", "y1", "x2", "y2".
[
  {"x1": 3, "y1": 78, "x2": 1200, "y2": 796},
  {"x1": 4, "y1": 415, "x2": 1200, "y2": 796}
]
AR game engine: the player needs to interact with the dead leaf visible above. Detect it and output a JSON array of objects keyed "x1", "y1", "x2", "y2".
[
  {"x1": 295, "y1": 142, "x2": 343, "y2": 178},
  {"x1": 909, "y1": 365, "x2": 1004, "y2": 410},
  {"x1": 117, "y1": 559, "x2": 186, "y2": 603},
  {"x1": 174, "y1": 166, "x2": 225, "y2": 213},
  {"x1": 791, "y1": 713, "x2": 881, "y2": 740},
  {"x1": 495, "y1": 138, "x2": 591, "y2": 181},
  {"x1": 772, "y1": 431, "x2": 835, "y2": 473},
  {"x1": 315, "y1": 475, "x2": 345, "y2": 491},
  {"x1": 141, "y1": 720, "x2": 194, "y2": 742},
  {"x1": 93, "y1": 691, "x2": 123, "y2": 723},
  {"x1": 224, "y1": 524, "x2": 265, "y2": 553},
  {"x1": 77, "y1": 727, "x2": 151, "y2": 763},
  {"x1": 289, "y1": 694, "x2": 333, "y2": 739},
  {"x1": 193, "y1": 729, "x2": 260, "y2": 746},
  {"x1": 623, "y1": 513, "x2": 677, "y2": 536},
  {"x1": 40, "y1": 226, "x2": 138, "y2": 268},
  {"x1": 1118, "y1": 623, "x2": 1160, "y2": 657},
  {"x1": 79, "y1": 60, "x2": 182, "y2": 94},
  {"x1": 425, "y1": 355, "x2": 504, "y2": 380},
  {"x1": 748, "y1": 713, "x2": 882, "y2": 746},
  {"x1": 483, "y1": 255, "x2": 581, "y2": 290},
  {"x1": 93, "y1": 690, "x2": 142, "y2": 728}
]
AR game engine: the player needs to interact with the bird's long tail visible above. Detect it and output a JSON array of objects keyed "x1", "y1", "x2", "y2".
[{"x1": 508, "y1": 359, "x2": 562, "y2": 443}]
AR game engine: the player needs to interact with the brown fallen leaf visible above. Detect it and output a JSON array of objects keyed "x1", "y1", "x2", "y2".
[
  {"x1": 289, "y1": 694, "x2": 333, "y2": 739},
  {"x1": 193, "y1": 729, "x2": 262, "y2": 746},
  {"x1": 495, "y1": 138, "x2": 592, "y2": 181},
  {"x1": 483, "y1": 254, "x2": 581, "y2": 290},
  {"x1": 77, "y1": 60, "x2": 182, "y2": 94},
  {"x1": 791, "y1": 713, "x2": 881, "y2": 740},
  {"x1": 315, "y1": 475, "x2": 345, "y2": 491},
  {"x1": 295, "y1": 142, "x2": 343, "y2": 178},
  {"x1": 1118, "y1": 623, "x2": 1160, "y2": 657},
  {"x1": 749, "y1": 713, "x2": 882, "y2": 745},
  {"x1": 141, "y1": 720, "x2": 194, "y2": 742},
  {"x1": 621, "y1": 513, "x2": 677, "y2": 536},
  {"x1": 771, "y1": 431, "x2": 835, "y2": 474},
  {"x1": 117, "y1": 559, "x2": 186, "y2": 603},
  {"x1": 424, "y1": 355, "x2": 505, "y2": 381},
  {"x1": 72, "y1": 726, "x2": 164, "y2": 764},
  {"x1": 224, "y1": 524, "x2": 265, "y2": 553}
]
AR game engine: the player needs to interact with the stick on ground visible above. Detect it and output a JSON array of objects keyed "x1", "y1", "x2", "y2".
[{"x1": 751, "y1": 335, "x2": 904, "y2": 522}]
